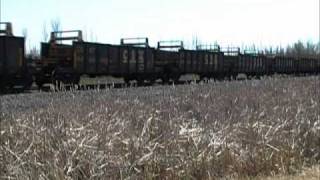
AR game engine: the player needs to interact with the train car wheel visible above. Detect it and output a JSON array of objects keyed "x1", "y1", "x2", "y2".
[
  {"x1": 137, "y1": 78, "x2": 145, "y2": 86},
  {"x1": 72, "y1": 75, "x2": 80, "y2": 85},
  {"x1": 22, "y1": 72, "x2": 33, "y2": 90},
  {"x1": 161, "y1": 77, "x2": 169, "y2": 84},
  {"x1": 124, "y1": 77, "x2": 131, "y2": 84},
  {"x1": 172, "y1": 74, "x2": 181, "y2": 83},
  {"x1": 148, "y1": 78, "x2": 156, "y2": 85}
]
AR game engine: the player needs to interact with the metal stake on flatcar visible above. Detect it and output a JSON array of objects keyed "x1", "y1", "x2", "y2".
[
  {"x1": 0, "y1": 22, "x2": 13, "y2": 36},
  {"x1": 50, "y1": 30, "x2": 83, "y2": 44},
  {"x1": 120, "y1": 37, "x2": 149, "y2": 48},
  {"x1": 157, "y1": 40, "x2": 184, "y2": 50},
  {"x1": 196, "y1": 44, "x2": 221, "y2": 52}
]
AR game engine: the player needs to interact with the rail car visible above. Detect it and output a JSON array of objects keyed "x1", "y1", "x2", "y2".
[
  {"x1": 0, "y1": 22, "x2": 32, "y2": 92},
  {"x1": 73, "y1": 38, "x2": 157, "y2": 84},
  {"x1": 33, "y1": 30, "x2": 83, "y2": 88}
]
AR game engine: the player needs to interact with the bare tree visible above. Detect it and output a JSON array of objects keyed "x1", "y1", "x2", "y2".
[
  {"x1": 316, "y1": 42, "x2": 320, "y2": 55},
  {"x1": 285, "y1": 41, "x2": 319, "y2": 57},
  {"x1": 192, "y1": 35, "x2": 201, "y2": 50},
  {"x1": 22, "y1": 28, "x2": 27, "y2": 39},
  {"x1": 20, "y1": 28, "x2": 40, "y2": 59},
  {"x1": 28, "y1": 46, "x2": 40, "y2": 59},
  {"x1": 82, "y1": 26, "x2": 88, "y2": 42},
  {"x1": 51, "y1": 18, "x2": 62, "y2": 43},
  {"x1": 51, "y1": 18, "x2": 61, "y2": 32},
  {"x1": 89, "y1": 29, "x2": 98, "y2": 42},
  {"x1": 42, "y1": 22, "x2": 48, "y2": 42}
]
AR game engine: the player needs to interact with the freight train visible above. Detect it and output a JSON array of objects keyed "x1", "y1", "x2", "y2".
[{"x1": 1, "y1": 22, "x2": 320, "y2": 92}]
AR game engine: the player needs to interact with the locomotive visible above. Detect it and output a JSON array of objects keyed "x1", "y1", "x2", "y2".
[{"x1": 0, "y1": 22, "x2": 319, "y2": 92}]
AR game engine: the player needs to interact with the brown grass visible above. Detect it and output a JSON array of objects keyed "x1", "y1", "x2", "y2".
[
  {"x1": 0, "y1": 76, "x2": 319, "y2": 179},
  {"x1": 255, "y1": 165, "x2": 320, "y2": 180}
]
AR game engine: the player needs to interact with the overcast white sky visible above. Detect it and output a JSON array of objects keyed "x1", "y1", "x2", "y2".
[{"x1": 1, "y1": 0, "x2": 319, "y2": 49}]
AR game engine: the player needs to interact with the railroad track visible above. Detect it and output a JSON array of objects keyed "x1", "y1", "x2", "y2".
[{"x1": 15, "y1": 79, "x2": 201, "y2": 94}]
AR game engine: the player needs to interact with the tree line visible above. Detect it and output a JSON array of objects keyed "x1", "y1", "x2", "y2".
[{"x1": 263, "y1": 41, "x2": 320, "y2": 57}]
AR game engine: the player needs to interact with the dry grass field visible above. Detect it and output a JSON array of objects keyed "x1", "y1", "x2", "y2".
[
  {"x1": 257, "y1": 165, "x2": 320, "y2": 180},
  {"x1": 0, "y1": 76, "x2": 319, "y2": 179}
]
